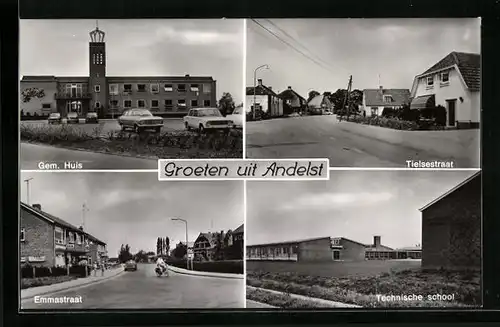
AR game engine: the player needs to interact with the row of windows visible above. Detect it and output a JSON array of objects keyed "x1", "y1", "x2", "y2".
[
  {"x1": 92, "y1": 53, "x2": 104, "y2": 65},
  {"x1": 104, "y1": 99, "x2": 211, "y2": 108},
  {"x1": 426, "y1": 71, "x2": 450, "y2": 87},
  {"x1": 104, "y1": 83, "x2": 211, "y2": 94},
  {"x1": 249, "y1": 246, "x2": 299, "y2": 255}
]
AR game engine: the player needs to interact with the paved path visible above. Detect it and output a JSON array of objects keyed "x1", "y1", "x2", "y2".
[
  {"x1": 246, "y1": 116, "x2": 480, "y2": 168},
  {"x1": 21, "y1": 143, "x2": 158, "y2": 170},
  {"x1": 21, "y1": 264, "x2": 244, "y2": 309},
  {"x1": 246, "y1": 299, "x2": 277, "y2": 308}
]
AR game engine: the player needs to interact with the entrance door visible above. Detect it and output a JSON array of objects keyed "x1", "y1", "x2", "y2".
[
  {"x1": 447, "y1": 99, "x2": 456, "y2": 126},
  {"x1": 332, "y1": 250, "x2": 340, "y2": 261}
]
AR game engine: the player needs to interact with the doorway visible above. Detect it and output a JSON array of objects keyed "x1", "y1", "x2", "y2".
[
  {"x1": 332, "y1": 250, "x2": 340, "y2": 261},
  {"x1": 446, "y1": 99, "x2": 457, "y2": 126}
]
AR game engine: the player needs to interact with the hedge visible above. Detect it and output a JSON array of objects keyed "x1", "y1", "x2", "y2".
[
  {"x1": 348, "y1": 115, "x2": 419, "y2": 130},
  {"x1": 21, "y1": 265, "x2": 92, "y2": 278},
  {"x1": 167, "y1": 259, "x2": 243, "y2": 274}
]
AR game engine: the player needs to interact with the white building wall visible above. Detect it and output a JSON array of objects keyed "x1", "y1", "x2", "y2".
[
  {"x1": 20, "y1": 81, "x2": 58, "y2": 115},
  {"x1": 245, "y1": 95, "x2": 268, "y2": 113},
  {"x1": 413, "y1": 67, "x2": 478, "y2": 124}
]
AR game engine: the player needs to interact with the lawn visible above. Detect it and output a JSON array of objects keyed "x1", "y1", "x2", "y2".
[
  {"x1": 246, "y1": 260, "x2": 480, "y2": 308},
  {"x1": 21, "y1": 275, "x2": 77, "y2": 289}
]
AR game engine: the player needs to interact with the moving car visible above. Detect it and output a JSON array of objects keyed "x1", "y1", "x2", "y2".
[
  {"x1": 66, "y1": 112, "x2": 79, "y2": 124},
  {"x1": 226, "y1": 107, "x2": 243, "y2": 129},
  {"x1": 118, "y1": 109, "x2": 164, "y2": 133},
  {"x1": 124, "y1": 260, "x2": 137, "y2": 271},
  {"x1": 85, "y1": 112, "x2": 99, "y2": 124},
  {"x1": 183, "y1": 107, "x2": 233, "y2": 133},
  {"x1": 48, "y1": 113, "x2": 62, "y2": 124}
]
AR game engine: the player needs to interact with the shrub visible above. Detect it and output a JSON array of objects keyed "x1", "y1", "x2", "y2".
[
  {"x1": 348, "y1": 115, "x2": 419, "y2": 130},
  {"x1": 167, "y1": 259, "x2": 243, "y2": 274},
  {"x1": 21, "y1": 276, "x2": 76, "y2": 289},
  {"x1": 69, "y1": 265, "x2": 92, "y2": 277}
]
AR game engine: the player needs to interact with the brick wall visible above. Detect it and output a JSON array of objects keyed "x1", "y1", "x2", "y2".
[
  {"x1": 422, "y1": 174, "x2": 481, "y2": 269},
  {"x1": 20, "y1": 207, "x2": 55, "y2": 267},
  {"x1": 341, "y1": 239, "x2": 366, "y2": 261},
  {"x1": 298, "y1": 238, "x2": 332, "y2": 261}
]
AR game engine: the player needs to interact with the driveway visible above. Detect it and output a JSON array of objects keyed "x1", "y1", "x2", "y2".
[
  {"x1": 22, "y1": 263, "x2": 244, "y2": 309},
  {"x1": 246, "y1": 116, "x2": 480, "y2": 168}
]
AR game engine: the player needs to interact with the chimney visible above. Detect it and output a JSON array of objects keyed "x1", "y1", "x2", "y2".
[
  {"x1": 32, "y1": 204, "x2": 41, "y2": 211},
  {"x1": 79, "y1": 226, "x2": 84, "y2": 231},
  {"x1": 185, "y1": 74, "x2": 190, "y2": 77},
  {"x1": 374, "y1": 236, "x2": 381, "y2": 247},
  {"x1": 379, "y1": 85, "x2": 384, "y2": 95},
  {"x1": 268, "y1": 86, "x2": 272, "y2": 90},
  {"x1": 288, "y1": 86, "x2": 292, "y2": 90},
  {"x1": 257, "y1": 79, "x2": 263, "y2": 86}
]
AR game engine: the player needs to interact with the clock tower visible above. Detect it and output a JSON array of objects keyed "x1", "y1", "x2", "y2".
[{"x1": 89, "y1": 22, "x2": 107, "y2": 116}]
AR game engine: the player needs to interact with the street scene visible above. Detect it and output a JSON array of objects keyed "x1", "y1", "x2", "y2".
[
  {"x1": 20, "y1": 172, "x2": 245, "y2": 309},
  {"x1": 20, "y1": 19, "x2": 244, "y2": 169},
  {"x1": 245, "y1": 19, "x2": 480, "y2": 168},
  {"x1": 246, "y1": 170, "x2": 481, "y2": 308}
]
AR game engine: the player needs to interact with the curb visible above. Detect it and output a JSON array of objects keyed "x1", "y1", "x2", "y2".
[
  {"x1": 168, "y1": 265, "x2": 244, "y2": 280},
  {"x1": 246, "y1": 299, "x2": 278, "y2": 308},
  {"x1": 20, "y1": 268, "x2": 125, "y2": 301},
  {"x1": 246, "y1": 286, "x2": 362, "y2": 308}
]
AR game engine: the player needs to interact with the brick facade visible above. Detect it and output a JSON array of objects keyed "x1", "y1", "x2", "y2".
[
  {"x1": 421, "y1": 173, "x2": 481, "y2": 270},
  {"x1": 20, "y1": 208, "x2": 55, "y2": 267}
]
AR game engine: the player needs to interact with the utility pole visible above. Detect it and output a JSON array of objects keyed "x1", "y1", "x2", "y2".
[
  {"x1": 24, "y1": 177, "x2": 33, "y2": 205},
  {"x1": 341, "y1": 75, "x2": 353, "y2": 121},
  {"x1": 82, "y1": 203, "x2": 89, "y2": 230}
]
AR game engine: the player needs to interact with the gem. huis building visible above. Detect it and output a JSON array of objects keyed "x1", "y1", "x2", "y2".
[{"x1": 20, "y1": 25, "x2": 217, "y2": 118}]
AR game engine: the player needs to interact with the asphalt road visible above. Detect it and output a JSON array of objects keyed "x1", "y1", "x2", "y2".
[
  {"x1": 246, "y1": 115, "x2": 476, "y2": 167},
  {"x1": 22, "y1": 264, "x2": 245, "y2": 309},
  {"x1": 21, "y1": 118, "x2": 185, "y2": 135},
  {"x1": 21, "y1": 142, "x2": 158, "y2": 169}
]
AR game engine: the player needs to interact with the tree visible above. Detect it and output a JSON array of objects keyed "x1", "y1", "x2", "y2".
[
  {"x1": 213, "y1": 231, "x2": 224, "y2": 261},
  {"x1": 156, "y1": 237, "x2": 161, "y2": 255},
  {"x1": 118, "y1": 244, "x2": 133, "y2": 263},
  {"x1": 218, "y1": 92, "x2": 235, "y2": 116},
  {"x1": 134, "y1": 250, "x2": 148, "y2": 263},
  {"x1": 21, "y1": 88, "x2": 46, "y2": 103},
  {"x1": 307, "y1": 90, "x2": 320, "y2": 102},
  {"x1": 165, "y1": 237, "x2": 170, "y2": 257},
  {"x1": 172, "y1": 242, "x2": 187, "y2": 259}
]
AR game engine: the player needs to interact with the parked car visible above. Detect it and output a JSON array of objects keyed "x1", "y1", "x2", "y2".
[
  {"x1": 183, "y1": 107, "x2": 233, "y2": 133},
  {"x1": 66, "y1": 112, "x2": 79, "y2": 124},
  {"x1": 226, "y1": 107, "x2": 243, "y2": 129},
  {"x1": 124, "y1": 260, "x2": 137, "y2": 271},
  {"x1": 118, "y1": 109, "x2": 164, "y2": 133},
  {"x1": 48, "y1": 112, "x2": 62, "y2": 124},
  {"x1": 85, "y1": 112, "x2": 99, "y2": 123}
]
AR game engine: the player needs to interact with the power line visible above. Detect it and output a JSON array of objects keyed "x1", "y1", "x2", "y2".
[
  {"x1": 251, "y1": 19, "x2": 335, "y2": 75},
  {"x1": 264, "y1": 19, "x2": 335, "y2": 71}
]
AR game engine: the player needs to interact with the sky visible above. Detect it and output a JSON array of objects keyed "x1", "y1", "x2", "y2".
[
  {"x1": 20, "y1": 19, "x2": 244, "y2": 104},
  {"x1": 20, "y1": 172, "x2": 243, "y2": 256},
  {"x1": 246, "y1": 18, "x2": 480, "y2": 98},
  {"x1": 246, "y1": 170, "x2": 479, "y2": 249}
]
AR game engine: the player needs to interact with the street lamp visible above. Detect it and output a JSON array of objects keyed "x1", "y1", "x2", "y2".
[
  {"x1": 23, "y1": 177, "x2": 33, "y2": 205},
  {"x1": 171, "y1": 218, "x2": 189, "y2": 269},
  {"x1": 253, "y1": 64, "x2": 269, "y2": 120}
]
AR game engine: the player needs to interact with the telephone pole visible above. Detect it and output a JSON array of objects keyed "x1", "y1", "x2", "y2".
[
  {"x1": 82, "y1": 203, "x2": 89, "y2": 230},
  {"x1": 24, "y1": 177, "x2": 33, "y2": 205},
  {"x1": 341, "y1": 75, "x2": 353, "y2": 120}
]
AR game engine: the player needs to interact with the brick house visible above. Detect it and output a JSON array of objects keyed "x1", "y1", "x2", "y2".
[
  {"x1": 20, "y1": 24, "x2": 216, "y2": 118},
  {"x1": 362, "y1": 87, "x2": 411, "y2": 117},
  {"x1": 278, "y1": 86, "x2": 307, "y2": 115},
  {"x1": 419, "y1": 171, "x2": 481, "y2": 270},
  {"x1": 223, "y1": 224, "x2": 244, "y2": 260},
  {"x1": 245, "y1": 79, "x2": 284, "y2": 118},
  {"x1": 20, "y1": 202, "x2": 107, "y2": 267}
]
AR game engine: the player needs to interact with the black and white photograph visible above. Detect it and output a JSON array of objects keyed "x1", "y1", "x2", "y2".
[
  {"x1": 19, "y1": 172, "x2": 244, "y2": 309},
  {"x1": 20, "y1": 19, "x2": 244, "y2": 170},
  {"x1": 245, "y1": 19, "x2": 480, "y2": 168},
  {"x1": 245, "y1": 170, "x2": 481, "y2": 308}
]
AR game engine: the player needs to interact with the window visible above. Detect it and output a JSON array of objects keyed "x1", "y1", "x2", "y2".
[
  {"x1": 98, "y1": 53, "x2": 103, "y2": 65},
  {"x1": 55, "y1": 227, "x2": 64, "y2": 244},
  {"x1": 123, "y1": 84, "x2": 132, "y2": 94},
  {"x1": 191, "y1": 100, "x2": 198, "y2": 107},
  {"x1": 109, "y1": 100, "x2": 119, "y2": 108},
  {"x1": 333, "y1": 250, "x2": 341, "y2": 260},
  {"x1": 203, "y1": 100, "x2": 211, "y2": 107},
  {"x1": 203, "y1": 83, "x2": 212, "y2": 94},
  {"x1": 441, "y1": 72, "x2": 450, "y2": 83},
  {"x1": 164, "y1": 99, "x2": 173, "y2": 110},
  {"x1": 92, "y1": 54, "x2": 96, "y2": 65},
  {"x1": 42, "y1": 103, "x2": 51, "y2": 109},
  {"x1": 383, "y1": 95, "x2": 393, "y2": 103},
  {"x1": 137, "y1": 100, "x2": 146, "y2": 108},
  {"x1": 426, "y1": 76, "x2": 434, "y2": 87},
  {"x1": 177, "y1": 99, "x2": 186, "y2": 108},
  {"x1": 94, "y1": 85, "x2": 101, "y2": 93},
  {"x1": 164, "y1": 84, "x2": 173, "y2": 92},
  {"x1": 95, "y1": 101, "x2": 101, "y2": 108},
  {"x1": 137, "y1": 84, "x2": 146, "y2": 92},
  {"x1": 124, "y1": 100, "x2": 132, "y2": 108},
  {"x1": 190, "y1": 84, "x2": 199, "y2": 92},
  {"x1": 20, "y1": 228, "x2": 25, "y2": 242},
  {"x1": 150, "y1": 84, "x2": 159, "y2": 93},
  {"x1": 76, "y1": 233, "x2": 82, "y2": 245},
  {"x1": 371, "y1": 107, "x2": 378, "y2": 116},
  {"x1": 68, "y1": 231, "x2": 75, "y2": 243},
  {"x1": 109, "y1": 84, "x2": 118, "y2": 95},
  {"x1": 177, "y1": 84, "x2": 186, "y2": 92},
  {"x1": 151, "y1": 100, "x2": 159, "y2": 108}
]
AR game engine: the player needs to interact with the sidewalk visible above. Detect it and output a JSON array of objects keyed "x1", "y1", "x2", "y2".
[
  {"x1": 168, "y1": 265, "x2": 244, "y2": 279},
  {"x1": 21, "y1": 266, "x2": 124, "y2": 300}
]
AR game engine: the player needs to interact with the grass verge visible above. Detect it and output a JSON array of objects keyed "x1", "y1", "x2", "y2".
[
  {"x1": 246, "y1": 287, "x2": 320, "y2": 308},
  {"x1": 21, "y1": 276, "x2": 77, "y2": 289},
  {"x1": 247, "y1": 268, "x2": 480, "y2": 308},
  {"x1": 21, "y1": 124, "x2": 243, "y2": 158}
]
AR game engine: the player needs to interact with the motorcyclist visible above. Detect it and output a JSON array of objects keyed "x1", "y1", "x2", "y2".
[{"x1": 156, "y1": 257, "x2": 168, "y2": 275}]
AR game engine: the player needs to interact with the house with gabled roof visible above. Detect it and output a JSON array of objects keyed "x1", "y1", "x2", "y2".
[
  {"x1": 410, "y1": 51, "x2": 480, "y2": 128},
  {"x1": 20, "y1": 202, "x2": 107, "y2": 268},
  {"x1": 246, "y1": 78, "x2": 283, "y2": 118},
  {"x1": 362, "y1": 87, "x2": 411, "y2": 117},
  {"x1": 278, "y1": 86, "x2": 307, "y2": 114}
]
